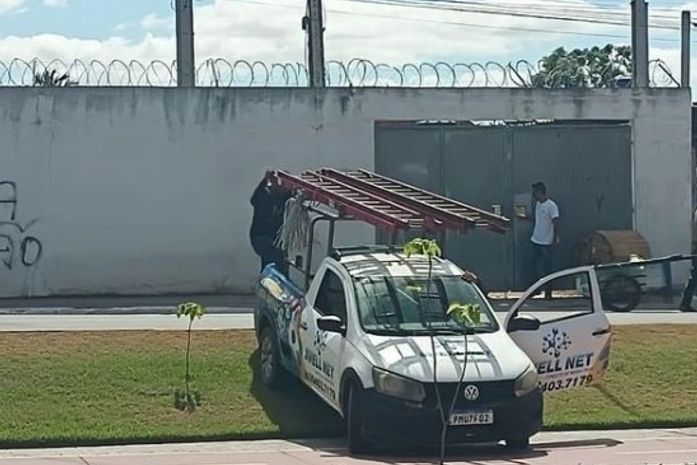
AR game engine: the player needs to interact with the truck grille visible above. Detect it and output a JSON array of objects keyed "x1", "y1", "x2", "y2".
[{"x1": 423, "y1": 380, "x2": 514, "y2": 408}]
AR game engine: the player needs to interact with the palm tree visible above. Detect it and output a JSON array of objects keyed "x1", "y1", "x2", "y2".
[{"x1": 33, "y1": 69, "x2": 76, "y2": 87}]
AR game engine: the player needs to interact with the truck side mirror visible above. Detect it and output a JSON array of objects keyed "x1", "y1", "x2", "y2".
[
  {"x1": 508, "y1": 314, "x2": 541, "y2": 332},
  {"x1": 317, "y1": 315, "x2": 346, "y2": 335}
]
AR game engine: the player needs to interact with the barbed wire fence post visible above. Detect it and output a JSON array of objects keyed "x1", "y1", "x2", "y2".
[
  {"x1": 304, "y1": 0, "x2": 326, "y2": 87},
  {"x1": 174, "y1": 0, "x2": 195, "y2": 87}
]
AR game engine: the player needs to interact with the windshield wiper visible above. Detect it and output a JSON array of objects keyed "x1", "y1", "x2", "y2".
[
  {"x1": 412, "y1": 327, "x2": 495, "y2": 335},
  {"x1": 366, "y1": 328, "x2": 415, "y2": 337},
  {"x1": 366, "y1": 326, "x2": 495, "y2": 336}
]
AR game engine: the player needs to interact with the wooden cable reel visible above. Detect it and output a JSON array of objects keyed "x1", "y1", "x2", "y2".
[{"x1": 576, "y1": 230, "x2": 651, "y2": 266}]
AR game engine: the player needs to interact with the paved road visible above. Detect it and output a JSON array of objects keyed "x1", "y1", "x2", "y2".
[
  {"x1": 1, "y1": 310, "x2": 697, "y2": 332},
  {"x1": 1, "y1": 428, "x2": 695, "y2": 465},
  {"x1": 0, "y1": 314, "x2": 256, "y2": 331}
]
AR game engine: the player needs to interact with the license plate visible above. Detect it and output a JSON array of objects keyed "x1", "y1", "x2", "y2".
[{"x1": 449, "y1": 410, "x2": 494, "y2": 426}]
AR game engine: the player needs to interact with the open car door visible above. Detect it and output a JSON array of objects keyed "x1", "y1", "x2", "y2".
[{"x1": 504, "y1": 267, "x2": 612, "y2": 393}]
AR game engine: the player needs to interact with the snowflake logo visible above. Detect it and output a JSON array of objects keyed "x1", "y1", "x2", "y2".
[
  {"x1": 314, "y1": 329, "x2": 328, "y2": 357},
  {"x1": 542, "y1": 328, "x2": 572, "y2": 358}
]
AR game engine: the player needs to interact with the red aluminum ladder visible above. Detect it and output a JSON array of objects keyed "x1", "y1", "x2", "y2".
[{"x1": 268, "y1": 168, "x2": 509, "y2": 235}]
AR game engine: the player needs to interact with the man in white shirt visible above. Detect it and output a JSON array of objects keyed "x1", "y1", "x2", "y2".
[{"x1": 520, "y1": 182, "x2": 559, "y2": 298}]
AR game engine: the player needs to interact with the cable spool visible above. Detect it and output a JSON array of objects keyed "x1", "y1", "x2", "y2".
[{"x1": 576, "y1": 230, "x2": 651, "y2": 265}]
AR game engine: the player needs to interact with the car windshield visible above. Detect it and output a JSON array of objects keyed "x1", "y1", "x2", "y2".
[{"x1": 352, "y1": 274, "x2": 499, "y2": 336}]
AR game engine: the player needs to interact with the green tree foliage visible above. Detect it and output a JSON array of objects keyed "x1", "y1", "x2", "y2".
[
  {"x1": 33, "y1": 69, "x2": 77, "y2": 87},
  {"x1": 531, "y1": 44, "x2": 631, "y2": 88}
]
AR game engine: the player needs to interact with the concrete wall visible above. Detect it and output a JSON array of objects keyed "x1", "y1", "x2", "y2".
[{"x1": 0, "y1": 87, "x2": 690, "y2": 297}]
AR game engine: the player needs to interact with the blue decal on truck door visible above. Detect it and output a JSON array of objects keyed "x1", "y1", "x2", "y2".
[{"x1": 258, "y1": 265, "x2": 307, "y2": 375}]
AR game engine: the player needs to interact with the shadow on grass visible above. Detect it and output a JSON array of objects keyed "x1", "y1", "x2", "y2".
[
  {"x1": 247, "y1": 349, "x2": 345, "y2": 439},
  {"x1": 594, "y1": 385, "x2": 641, "y2": 417}
]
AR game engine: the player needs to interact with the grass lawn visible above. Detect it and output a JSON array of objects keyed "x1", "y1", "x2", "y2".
[{"x1": 0, "y1": 325, "x2": 696, "y2": 447}]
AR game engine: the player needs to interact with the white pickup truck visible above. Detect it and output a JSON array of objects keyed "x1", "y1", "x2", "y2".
[{"x1": 255, "y1": 247, "x2": 612, "y2": 453}]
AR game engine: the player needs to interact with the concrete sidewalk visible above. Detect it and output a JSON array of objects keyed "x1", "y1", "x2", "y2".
[
  {"x1": 0, "y1": 294, "x2": 255, "y2": 314},
  {"x1": 0, "y1": 428, "x2": 695, "y2": 465}
]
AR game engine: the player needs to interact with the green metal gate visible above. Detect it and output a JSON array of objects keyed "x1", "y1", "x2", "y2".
[{"x1": 375, "y1": 120, "x2": 633, "y2": 291}]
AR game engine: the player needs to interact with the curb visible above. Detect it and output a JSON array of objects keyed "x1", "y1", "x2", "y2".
[{"x1": 0, "y1": 307, "x2": 253, "y2": 315}]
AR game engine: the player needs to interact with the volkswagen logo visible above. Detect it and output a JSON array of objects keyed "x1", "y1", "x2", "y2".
[{"x1": 463, "y1": 384, "x2": 479, "y2": 401}]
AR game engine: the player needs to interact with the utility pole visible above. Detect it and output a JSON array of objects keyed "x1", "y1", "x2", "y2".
[
  {"x1": 682, "y1": 10, "x2": 691, "y2": 88},
  {"x1": 631, "y1": 0, "x2": 649, "y2": 88},
  {"x1": 175, "y1": 0, "x2": 195, "y2": 87},
  {"x1": 304, "y1": 0, "x2": 326, "y2": 88}
]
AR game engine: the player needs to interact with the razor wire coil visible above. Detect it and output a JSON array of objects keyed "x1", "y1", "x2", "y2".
[{"x1": 0, "y1": 57, "x2": 679, "y2": 88}]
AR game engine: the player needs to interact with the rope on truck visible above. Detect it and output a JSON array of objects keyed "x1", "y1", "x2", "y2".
[{"x1": 275, "y1": 191, "x2": 310, "y2": 253}]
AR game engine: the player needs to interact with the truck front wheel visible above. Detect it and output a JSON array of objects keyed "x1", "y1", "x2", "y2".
[
  {"x1": 346, "y1": 382, "x2": 371, "y2": 455},
  {"x1": 505, "y1": 437, "x2": 530, "y2": 450},
  {"x1": 259, "y1": 327, "x2": 282, "y2": 388}
]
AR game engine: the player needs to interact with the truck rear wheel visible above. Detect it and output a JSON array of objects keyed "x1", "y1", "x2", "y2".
[
  {"x1": 259, "y1": 327, "x2": 282, "y2": 388},
  {"x1": 346, "y1": 382, "x2": 370, "y2": 455}
]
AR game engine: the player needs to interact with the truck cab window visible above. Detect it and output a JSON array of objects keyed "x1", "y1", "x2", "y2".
[
  {"x1": 315, "y1": 269, "x2": 348, "y2": 323},
  {"x1": 516, "y1": 272, "x2": 593, "y2": 324}
]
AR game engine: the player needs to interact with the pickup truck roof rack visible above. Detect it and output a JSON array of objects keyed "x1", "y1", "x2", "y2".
[
  {"x1": 330, "y1": 245, "x2": 403, "y2": 260},
  {"x1": 269, "y1": 168, "x2": 509, "y2": 235}
]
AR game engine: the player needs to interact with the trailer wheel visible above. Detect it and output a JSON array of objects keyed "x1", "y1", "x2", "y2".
[{"x1": 602, "y1": 274, "x2": 641, "y2": 312}]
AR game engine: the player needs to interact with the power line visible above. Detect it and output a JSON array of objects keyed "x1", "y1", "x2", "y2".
[
  {"x1": 235, "y1": 0, "x2": 684, "y2": 43},
  {"x1": 339, "y1": 0, "x2": 684, "y2": 30},
  {"x1": 415, "y1": 0, "x2": 649, "y2": 18}
]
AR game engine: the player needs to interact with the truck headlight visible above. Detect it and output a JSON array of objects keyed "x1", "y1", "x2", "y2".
[
  {"x1": 372, "y1": 367, "x2": 426, "y2": 402},
  {"x1": 514, "y1": 364, "x2": 539, "y2": 398}
]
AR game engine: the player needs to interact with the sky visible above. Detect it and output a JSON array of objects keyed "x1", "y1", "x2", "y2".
[{"x1": 1, "y1": 0, "x2": 696, "y2": 86}]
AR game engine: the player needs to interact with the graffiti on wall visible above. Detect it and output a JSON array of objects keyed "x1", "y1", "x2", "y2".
[{"x1": 0, "y1": 181, "x2": 43, "y2": 270}]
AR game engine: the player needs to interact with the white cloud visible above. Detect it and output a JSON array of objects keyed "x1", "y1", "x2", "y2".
[
  {"x1": 0, "y1": 0, "x2": 621, "y2": 63},
  {"x1": 0, "y1": 0, "x2": 689, "y2": 86},
  {"x1": 0, "y1": 0, "x2": 25, "y2": 14},
  {"x1": 43, "y1": 0, "x2": 67, "y2": 8},
  {"x1": 140, "y1": 13, "x2": 171, "y2": 31}
]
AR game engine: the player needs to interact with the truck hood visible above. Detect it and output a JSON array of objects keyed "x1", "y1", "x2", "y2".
[{"x1": 356, "y1": 331, "x2": 532, "y2": 383}]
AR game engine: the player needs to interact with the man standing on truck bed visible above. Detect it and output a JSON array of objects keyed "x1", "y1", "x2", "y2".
[
  {"x1": 249, "y1": 174, "x2": 291, "y2": 274},
  {"x1": 519, "y1": 182, "x2": 559, "y2": 298}
]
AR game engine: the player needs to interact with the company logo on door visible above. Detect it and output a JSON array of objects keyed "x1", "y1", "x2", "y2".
[
  {"x1": 537, "y1": 328, "x2": 594, "y2": 376},
  {"x1": 314, "y1": 329, "x2": 328, "y2": 357},
  {"x1": 542, "y1": 328, "x2": 572, "y2": 358}
]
